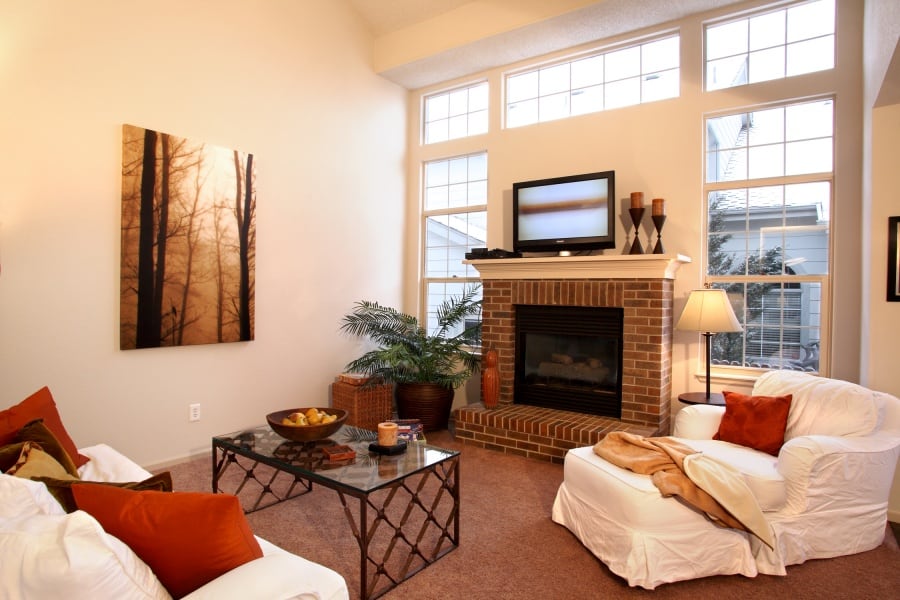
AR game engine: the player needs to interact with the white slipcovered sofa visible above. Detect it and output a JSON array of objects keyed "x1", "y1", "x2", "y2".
[
  {"x1": 551, "y1": 370, "x2": 900, "y2": 589},
  {"x1": 1, "y1": 442, "x2": 349, "y2": 600}
]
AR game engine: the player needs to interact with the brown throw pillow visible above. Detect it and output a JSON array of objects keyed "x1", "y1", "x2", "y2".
[
  {"x1": 2, "y1": 441, "x2": 77, "y2": 480},
  {"x1": 713, "y1": 391, "x2": 792, "y2": 456},
  {"x1": 13, "y1": 418, "x2": 80, "y2": 476},
  {"x1": 0, "y1": 441, "x2": 28, "y2": 472},
  {"x1": 34, "y1": 472, "x2": 174, "y2": 513}
]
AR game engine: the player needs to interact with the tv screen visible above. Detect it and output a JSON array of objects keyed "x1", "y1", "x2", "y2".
[{"x1": 513, "y1": 170, "x2": 615, "y2": 254}]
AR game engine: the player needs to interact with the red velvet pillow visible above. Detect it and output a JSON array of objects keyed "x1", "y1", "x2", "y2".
[
  {"x1": 0, "y1": 387, "x2": 89, "y2": 467},
  {"x1": 713, "y1": 391, "x2": 793, "y2": 456},
  {"x1": 71, "y1": 485, "x2": 262, "y2": 599}
]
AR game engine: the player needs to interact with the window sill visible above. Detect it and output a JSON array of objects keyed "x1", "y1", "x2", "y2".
[{"x1": 691, "y1": 365, "x2": 764, "y2": 388}]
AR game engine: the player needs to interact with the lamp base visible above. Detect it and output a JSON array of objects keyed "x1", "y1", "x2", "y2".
[{"x1": 678, "y1": 392, "x2": 725, "y2": 406}]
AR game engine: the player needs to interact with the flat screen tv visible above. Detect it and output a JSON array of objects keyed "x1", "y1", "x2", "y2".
[{"x1": 513, "y1": 170, "x2": 615, "y2": 254}]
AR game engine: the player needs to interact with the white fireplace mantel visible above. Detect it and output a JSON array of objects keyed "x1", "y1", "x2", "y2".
[{"x1": 464, "y1": 254, "x2": 691, "y2": 280}]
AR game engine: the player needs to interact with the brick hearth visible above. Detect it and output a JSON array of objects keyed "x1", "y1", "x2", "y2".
[
  {"x1": 453, "y1": 403, "x2": 656, "y2": 463},
  {"x1": 452, "y1": 255, "x2": 689, "y2": 462}
]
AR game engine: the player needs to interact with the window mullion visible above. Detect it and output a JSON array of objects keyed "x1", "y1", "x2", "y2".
[{"x1": 705, "y1": 171, "x2": 832, "y2": 191}]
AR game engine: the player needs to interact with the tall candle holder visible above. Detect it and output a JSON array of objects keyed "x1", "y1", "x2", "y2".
[
  {"x1": 652, "y1": 214, "x2": 666, "y2": 254},
  {"x1": 628, "y1": 207, "x2": 645, "y2": 254}
]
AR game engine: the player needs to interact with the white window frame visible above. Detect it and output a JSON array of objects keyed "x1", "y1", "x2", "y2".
[
  {"x1": 422, "y1": 81, "x2": 489, "y2": 145},
  {"x1": 704, "y1": 0, "x2": 835, "y2": 92},
  {"x1": 703, "y1": 98, "x2": 833, "y2": 379},
  {"x1": 421, "y1": 152, "x2": 487, "y2": 336},
  {"x1": 504, "y1": 33, "x2": 680, "y2": 129}
]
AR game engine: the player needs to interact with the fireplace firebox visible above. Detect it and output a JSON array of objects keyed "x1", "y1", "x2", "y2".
[{"x1": 514, "y1": 304, "x2": 624, "y2": 418}]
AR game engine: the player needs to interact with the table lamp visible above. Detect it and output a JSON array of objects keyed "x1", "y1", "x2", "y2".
[{"x1": 675, "y1": 287, "x2": 743, "y2": 401}]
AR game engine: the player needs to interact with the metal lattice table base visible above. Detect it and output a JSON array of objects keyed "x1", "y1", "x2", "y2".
[{"x1": 212, "y1": 441, "x2": 459, "y2": 599}]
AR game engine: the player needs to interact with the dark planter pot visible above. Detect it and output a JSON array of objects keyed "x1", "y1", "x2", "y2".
[{"x1": 395, "y1": 382, "x2": 454, "y2": 432}]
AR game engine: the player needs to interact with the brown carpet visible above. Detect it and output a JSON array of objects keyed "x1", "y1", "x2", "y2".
[{"x1": 165, "y1": 431, "x2": 900, "y2": 599}]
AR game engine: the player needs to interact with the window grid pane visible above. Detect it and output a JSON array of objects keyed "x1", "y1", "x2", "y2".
[
  {"x1": 705, "y1": 0, "x2": 834, "y2": 91},
  {"x1": 706, "y1": 99, "x2": 833, "y2": 184},
  {"x1": 426, "y1": 282, "x2": 482, "y2": 337},
  {"x1": 423, "y1": 82, "x2": 489, "y2": 144},
  {"x1": 424, "y1": 153, "x2": 489, "y2": 212},
  {"x1": 705, "y1": 97, "x2": 832, "y2": 375},
  {"x1": 505, "y1": 34, "x2": 680, "y2": 128},
  {"x1": 423, "y1": 153, "x2": 488, "y2": 329}
]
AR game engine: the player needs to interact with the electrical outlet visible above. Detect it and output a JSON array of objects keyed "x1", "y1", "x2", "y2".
[{"x1": 189, "y1": 403, "x2": 201, "y2": 422}]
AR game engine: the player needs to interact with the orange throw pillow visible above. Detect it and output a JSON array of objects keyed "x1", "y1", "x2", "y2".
[
  {"x1": 0, "y1": 387, "x2": 89, "y2": 467},
  {"x1": 713, "y1": 391, "x2": 792, "y2": 456},
  {"x1": 72, "y1": 486, "x2": 262, "y2": 599}
]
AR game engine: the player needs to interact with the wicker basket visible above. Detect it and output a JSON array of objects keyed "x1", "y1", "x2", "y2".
[{"x1": 332, "y1": 380, "x2": 393, "y2": 431}]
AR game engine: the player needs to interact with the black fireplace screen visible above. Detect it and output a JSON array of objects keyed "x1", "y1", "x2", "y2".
[{"x1": 514, "y1": 305, "x2": 623, "y2": 418}]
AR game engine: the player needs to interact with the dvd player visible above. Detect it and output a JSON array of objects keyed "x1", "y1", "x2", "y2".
[{"x1": 465, "y1": 248, "x2": 522, "y2": 259}]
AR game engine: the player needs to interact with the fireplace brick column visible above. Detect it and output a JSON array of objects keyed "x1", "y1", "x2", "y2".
[{"x1": 481, "y1": 278, "x2": 673, "y2": 433}]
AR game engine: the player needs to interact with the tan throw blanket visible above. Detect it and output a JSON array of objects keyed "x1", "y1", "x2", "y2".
[{"x1": 594, "y1": 432, "x2": 774, "y2": 549}]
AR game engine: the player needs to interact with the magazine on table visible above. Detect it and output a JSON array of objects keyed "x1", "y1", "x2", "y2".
[{"x1": 391, "y1": 419, "x2": 425, "y2": 443}]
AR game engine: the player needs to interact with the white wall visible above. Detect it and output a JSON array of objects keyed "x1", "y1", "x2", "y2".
[
  {"x1": 406, "y1": 0, "x2": 864, "y2": 411},
  {"x1": 863, "y1": 0, "x2": 900, "y2": 522},
  {"x1": 0, "y1": 0, "x2": 408, "y2": 466}
]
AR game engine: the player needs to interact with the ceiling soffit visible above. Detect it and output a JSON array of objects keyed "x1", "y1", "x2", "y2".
[{"x1": 358, "y1": 0, "x2": 746, "y2": 90}]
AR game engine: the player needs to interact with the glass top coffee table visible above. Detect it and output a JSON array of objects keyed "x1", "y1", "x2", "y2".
[{"x1": 212, "y1": 425, "x2": 460, "y2": 600}]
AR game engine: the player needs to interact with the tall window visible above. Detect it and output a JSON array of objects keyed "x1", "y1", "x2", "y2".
[
  {"x1": 706, "y1": 0, "x2": 834, "y2": 91},
  {"x1": 422, "y1": 153, "x2": 487, "y2": 335},
  {"x1": 423, "y1": 82, "x2": 489, "y2": 144},
  {"x1": 704, "y1": 98, "x2": 832, "y2": 373},
  {"x1": 506, "y1": 35, "x2": 679, "y2": 128}
]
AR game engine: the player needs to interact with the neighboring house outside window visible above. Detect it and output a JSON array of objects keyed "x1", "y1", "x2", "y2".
[{"x1": 422, "y1": 152, "x2": 487, "y2": 335}]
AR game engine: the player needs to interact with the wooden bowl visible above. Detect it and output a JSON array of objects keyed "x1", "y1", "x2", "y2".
[{"x1": 266, "y1": 408, "x2": 348, "y2": 442}]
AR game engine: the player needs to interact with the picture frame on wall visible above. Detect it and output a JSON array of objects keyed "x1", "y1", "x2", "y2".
[{"x1": 889, "y1": 216, "x2": 900, "y2": 302}]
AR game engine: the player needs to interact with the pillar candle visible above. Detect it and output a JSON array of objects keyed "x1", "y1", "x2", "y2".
[
  {"x1": 630, "y1": 192, "x2": 643, "y2": 209},
  {"x1": 652, "y1": 198, "x2": 665, "y2": 216},
  {"x1": 377, "y1": 422, "x2": 398, "y2": 447}
]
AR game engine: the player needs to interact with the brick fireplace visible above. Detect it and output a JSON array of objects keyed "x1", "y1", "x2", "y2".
[{"x1": 453, "y1": 254, "x2": 689, "y2": 462}]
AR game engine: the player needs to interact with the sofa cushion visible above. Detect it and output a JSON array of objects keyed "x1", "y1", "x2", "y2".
[
  {"x1": 752, "y1": 371, "x2": 881, "y2": 439},
  {"x1": 34, "y1": 471, "x2": 173, "y2": 513},
  {"x1": 182, "y1": 544, "x2": 350, "y2": 600},
  {"x1": 72, "y1": 485, "x2": 263, "y2": 599},
  {"x1": 0, "y1": 387, "x2": 89, "y2": 467},
  {"x1": 678, "y1": 438, "x2": 786, "y2": 511},
  {"x1": 0, "y1": 510, "x2": 170, "y2": 599},
  {"x1": 0, "y1": 473, "x2": 66, "y2": 518},
  {"x1": 77, "y1": 443, "x2": 155, "y2": 482},
  {"x1": 713, "y1": 391, "x2": 792, "y2": 456}
]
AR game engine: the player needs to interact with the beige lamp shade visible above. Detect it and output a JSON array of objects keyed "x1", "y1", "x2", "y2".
[{"x1": 676, "y1": 288, "x2": 742, "y2": 333}]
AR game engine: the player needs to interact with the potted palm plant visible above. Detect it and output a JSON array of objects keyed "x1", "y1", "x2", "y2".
[{"x1": 339, "y1": 286, "x2": 482, "y2": 431}]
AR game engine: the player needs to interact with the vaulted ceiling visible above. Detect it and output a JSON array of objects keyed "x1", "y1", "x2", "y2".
[{"x1": 347, "y1": 0, "x2": 746, "y2": 89}]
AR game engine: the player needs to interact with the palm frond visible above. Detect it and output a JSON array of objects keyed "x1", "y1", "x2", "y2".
[{"x1": 340, "y1": 288, "x2": 482, "y2": 387}]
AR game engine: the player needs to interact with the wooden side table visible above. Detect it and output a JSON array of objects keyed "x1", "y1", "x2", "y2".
[{"x1": 678, "y1": 392, "x2": 726, "y2": 406}]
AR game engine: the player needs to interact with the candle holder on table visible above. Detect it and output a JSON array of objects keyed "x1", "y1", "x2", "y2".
[{"x1": 628, "y1": 207, "x2": 645, "y2": 255}]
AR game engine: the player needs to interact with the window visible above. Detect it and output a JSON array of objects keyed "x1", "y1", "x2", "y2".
[
  {"x1": 422, "y1": 153, "x2": 487, "y2": 335},
  {"x1": 505, "y1": 35, "x2": 679, "y2": 128},
  {"x1": 423, "y1": 82, "x2": 489, "y2": 144},
  {"x1": 704, "y1": 98, "x2": 832, "y2": 373},
  {"x1": 706, "y1": 0, "x2": 835, "y2": 91}
]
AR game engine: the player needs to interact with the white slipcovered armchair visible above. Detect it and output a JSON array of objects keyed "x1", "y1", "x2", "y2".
[{"x1": 551, "y1": 371, "x2": 900, "y2": 589}]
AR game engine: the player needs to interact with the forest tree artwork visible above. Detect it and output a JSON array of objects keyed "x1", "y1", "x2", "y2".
[{"x1": 120, "y1": 124, "x2": 255, "y2": 349}]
